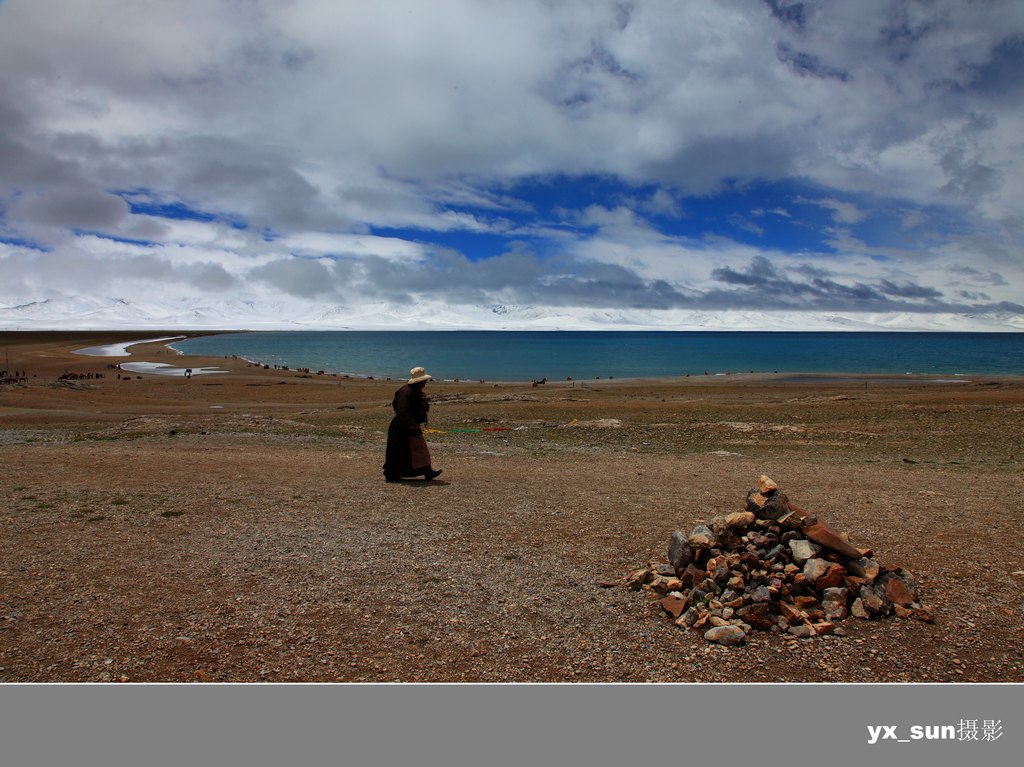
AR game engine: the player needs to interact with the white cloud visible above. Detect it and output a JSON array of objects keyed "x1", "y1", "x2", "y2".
[
  {"x1": 803, "y1": 198, "x2": 868, "y2": 225},
  {"x1": 277, "y1": 232, "x2": 427, "y2": 261}
]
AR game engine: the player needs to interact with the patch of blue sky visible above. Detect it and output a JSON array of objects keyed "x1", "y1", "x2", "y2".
[
  {"x1": 369, "y1": 225, "x2": 529, "y2": 262},
  {"x1": 114, "y1": 189, "x2": 248, "y2": 229},
  {"x1": 664, "y1": 180, "x2": 839, "y2": 252},
  {"x1": 0, "y1": 234, "x2": 48, "y2": 252},
  {"x1": 390, "y1": 175, "x2": 940, "y2": 260},
  {"x1": 373, "y1": 167, "x2": 976, "y2": 279},
  {"x1": 498, "y1": 173, "x2": 634, "y2": 216},
  {"x1": 70, "y1": 228, "x2": 158, "y2": 248},
  {"x1": 850, "y1": 205, "x2": 967, "y2": 252}
]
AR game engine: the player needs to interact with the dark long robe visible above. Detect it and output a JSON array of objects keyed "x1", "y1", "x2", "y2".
[{"x1": 383, "y1": 382, "x2": 431, "y2": 479}]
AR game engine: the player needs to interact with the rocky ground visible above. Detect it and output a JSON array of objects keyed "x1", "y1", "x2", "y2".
[{"x1": 1, "y1": 332, "x2": 1022, "y2": 682}]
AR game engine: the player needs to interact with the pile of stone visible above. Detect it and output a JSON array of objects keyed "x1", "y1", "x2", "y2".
[{"x1": 626, "y1": 475, "x2": 932, "y2": 646}]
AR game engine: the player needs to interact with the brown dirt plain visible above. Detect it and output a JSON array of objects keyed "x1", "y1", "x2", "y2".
[{"x1": 1, "y1": 331, "x2": 1022, "y2": 683}]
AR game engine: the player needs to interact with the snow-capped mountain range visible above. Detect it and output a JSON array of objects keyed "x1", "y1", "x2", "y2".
[{"x1": 1, "y1": 295, "x2": 1022, "y2": 332}]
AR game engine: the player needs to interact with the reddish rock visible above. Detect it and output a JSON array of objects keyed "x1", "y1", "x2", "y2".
[
  {"x1": 790, "y1": 593, "x2": 815, "y2": 610},
  {"x1": 844, "y1": 575, "x2": 866, "y2": 593},
  {"x1": 725, "y1": 511, "x2": 755, "y2": 530},
  {"x1": 660, "y1": 594, "x2": 687, "y2": 619},
  {"x1": 679, "y1": 564, "x2": 705, "y2": 588},
  {"x1": 779, "y1": 601, "x2": 807, "y2": 624},
  {"x1": 794, "y1": 595, "x2": 824, "y2": 621},
  {"x1": 882, "y1": 575, "x2": 914, "y2": 607},
  {"x1": 737, "y1": 603, "x2": 775, "y2": 631},
  {"x1": 810, "y1": 621, "x2": 834, "y2": 636},
  {"x1": 816, "y1": 563, "x2": 848, "y2": 590},
  {"x1": 626, "y1": 568, "x2": 652, "y2": 587}
]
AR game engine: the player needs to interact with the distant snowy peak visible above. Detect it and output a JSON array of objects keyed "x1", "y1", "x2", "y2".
[{"x1": 1, "y1": 295, "x2": 1022, "y2": 332}]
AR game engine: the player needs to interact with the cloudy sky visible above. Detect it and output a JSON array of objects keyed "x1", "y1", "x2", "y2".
[{"x1": 1, "y1": 0, "x2": 1023, "y2": 325}]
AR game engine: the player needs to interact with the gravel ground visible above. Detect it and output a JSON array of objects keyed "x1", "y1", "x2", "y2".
[{"x1": 1, "y1": 333, "x2": 1022, "y2": 682}]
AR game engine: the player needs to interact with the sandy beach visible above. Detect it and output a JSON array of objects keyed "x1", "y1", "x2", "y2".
[{"x1": 1, "y1": 331, "x2": 1022, "y2": 683}]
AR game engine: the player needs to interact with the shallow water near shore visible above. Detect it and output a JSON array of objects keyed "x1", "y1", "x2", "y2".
[{"x1": 172, "y1": 330, "x2": 1024, "y2": 381}]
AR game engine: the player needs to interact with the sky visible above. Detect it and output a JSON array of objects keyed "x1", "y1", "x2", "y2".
[{"x1": 1, "y1": 0, "x2": 1023, "y2": 327}]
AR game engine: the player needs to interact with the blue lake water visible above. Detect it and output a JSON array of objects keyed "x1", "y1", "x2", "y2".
[{"x1": 170, "y1": 331, "x2": 1024, "y2": 382}]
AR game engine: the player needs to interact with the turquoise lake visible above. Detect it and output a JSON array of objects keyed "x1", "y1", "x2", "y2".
[{"x1": 171, "y1": 331, "x2": 1024, "y2": 382}]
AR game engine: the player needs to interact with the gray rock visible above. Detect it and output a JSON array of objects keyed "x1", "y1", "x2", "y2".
[
  {"x1": 860, "y1": 585, "x2": 888, "y2": 615},
  {"x1": 749, "y1": 585, "x2": 772, "y2": 603},
  {"x1": 821, "y1": 587, "x2": 849, "y2": 620},
  {"x1": 788, "y1": 539, "x2": 821, "y2": 565},
  {"x1": 788, "y1": 624, "x2": 814, "y2": 638},
  {"x1": 668, "y1": 531, "x2": 692, "y2": 572},
  {"x1": 850, "y1": 597, "x2": 869, "y2": 619},
  {"x1": 699, "y1": 578, "x2": 722, "y2": 596},
  {"x1": 677, "y1": 607, "x2": 701, "y2": 627},
  {"x1": 704, "y1": 625, "x2": 747, "y2": 646},
  {"x1": 648, "y1": 575, "x2": 676, "y2": 594},
  {"x1": 802, "y1": 557, "x2": 829, "y2": 583},
  {"x1": 689, "y1": 524, "x2": 716, "y2": 548},
  {"x1": 846, "y1": 557, "x2": 880, "y2": 584}
]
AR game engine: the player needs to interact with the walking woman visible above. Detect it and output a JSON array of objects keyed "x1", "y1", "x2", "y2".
[{"x1": 383, "y1": 366, "x2": 442, "y2": 482}]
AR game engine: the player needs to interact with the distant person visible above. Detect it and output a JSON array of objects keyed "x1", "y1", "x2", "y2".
[{"x1": 383, "y1": 367, "x2": 442, "y2": 482}]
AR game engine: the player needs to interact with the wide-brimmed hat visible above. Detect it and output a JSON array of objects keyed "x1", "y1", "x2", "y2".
[{"x1": 408, "y1": 366, "x2": 433, "y2": 384}]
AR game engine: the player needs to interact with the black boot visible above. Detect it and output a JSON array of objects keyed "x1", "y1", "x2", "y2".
[{"x1": 424, "y1": 468, "x2": 442, "y2": 481}]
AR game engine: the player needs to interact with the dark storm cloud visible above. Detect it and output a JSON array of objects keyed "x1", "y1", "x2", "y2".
[
  {"x1": 11, "y1": 188, "x2": 129, "y2": 229},
  {"x1": 709, "y1": 256, "x2": 1023, "y2": 314},
  {"x1": 250, "y1": 258, "x2": 339, "y2": 299}
]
